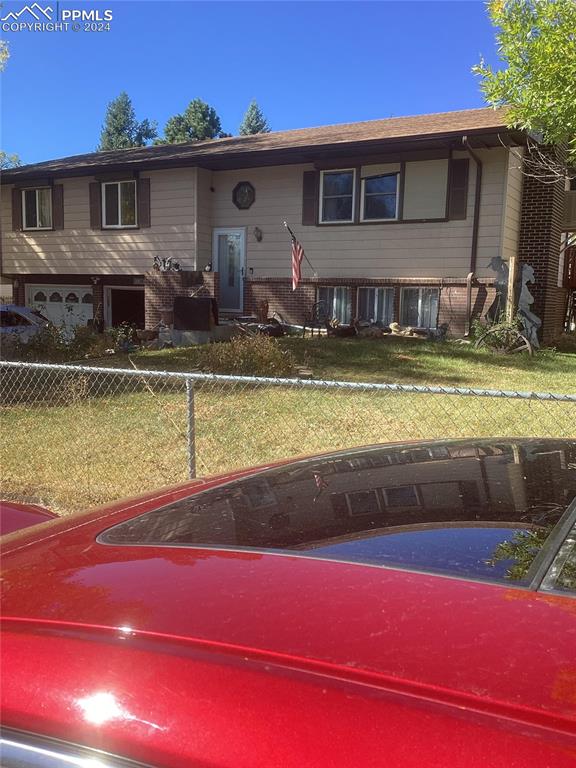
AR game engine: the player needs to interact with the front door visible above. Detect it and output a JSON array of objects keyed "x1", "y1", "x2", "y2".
[{"x1": 213, "y1": 228, "x2": 245, "y2": 313}]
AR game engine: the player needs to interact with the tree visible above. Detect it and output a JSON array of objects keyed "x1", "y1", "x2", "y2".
[
  {"x1": 239, "y1": 100, "x2": 270, "y2": 135},
  {"x1": 98, "y1": 92, "x2": 157, "y2": 151},
  {"x1": 0, "y1": 39, "x2": 8, "y2": 71},
  {"x1": 474, "y1": 0, "x2": 576, "y2": 180},
  {"x1": 162, "y1": 99, "x2": 223, "y2": 144},
  {"x1": 0, "y1": 151, "x2": 20, "y2": 170}
]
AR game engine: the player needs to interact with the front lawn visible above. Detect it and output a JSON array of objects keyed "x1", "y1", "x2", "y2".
[
  {"x1": 2, "y1": 336, "x2": 574, "y2": 514},
  {"x1": 123, "y1": 336, "x2": 576, "y2": 393}
]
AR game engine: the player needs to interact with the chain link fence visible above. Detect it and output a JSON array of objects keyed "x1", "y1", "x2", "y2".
[{"x1": 1, "y1": 360, "x2": 575, "y2": 514}]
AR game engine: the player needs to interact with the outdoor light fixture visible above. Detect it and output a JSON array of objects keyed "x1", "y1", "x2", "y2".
[{"x1": 254, "y1": 227, "x2": 263, "y2": 242}]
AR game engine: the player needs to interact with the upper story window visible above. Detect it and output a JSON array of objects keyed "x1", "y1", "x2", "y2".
[
  {"x1": 102, "y1": 180, "x2": 137, "y2": 228},
  {"x1": 320, "y1": 170, "x2": 355, "y2": 223},
  {"x1": 361, "y1": 173, "x2": 399, "y2": 221},
  {"x1": 22, "y1": 188, "x2": 52, "y2": 230}
]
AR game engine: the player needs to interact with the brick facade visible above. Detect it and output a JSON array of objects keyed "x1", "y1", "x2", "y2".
[
  {"x1": 144, "y1": 270, "x2": 218, "y2": 329},
  {"x1": 243, "y1": 276, "x2": 494, "y2": 336},
  {"x1": 517, "y1": 152, "x2": 568, "y2": 343}
]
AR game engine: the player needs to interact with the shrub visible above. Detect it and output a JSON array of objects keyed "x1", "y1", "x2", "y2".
[
  {"x1": 196, "y1": 335, "x2": 296, "y2": 377},
  {"x1": 1, "y1": 324, "x2": 116, "y2": 363},
  {"x1": 551, "y1": 332, "x2": 576, "y2": 353}
]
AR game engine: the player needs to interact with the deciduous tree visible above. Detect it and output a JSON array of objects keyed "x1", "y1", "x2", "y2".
[{"x1": 474, "y1": 0, "x2": 576, "y2": 179}]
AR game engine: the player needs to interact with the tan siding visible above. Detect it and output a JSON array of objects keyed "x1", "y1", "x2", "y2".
[
  {"x1": 196, "y1": 168, "x2": 213, "y2": 270},
  {"x1": 1, "y1": 168, "x2": 197, "y2": 275},
  {"x1": 210, "y1": 151, "x2": 509, "y2": 280},
  {"x1": 403, "y1": 159, "x2": 448, "y2": 219},
  {"x1": 500, "y1": 148, "x2": 524, "y2": 264}
]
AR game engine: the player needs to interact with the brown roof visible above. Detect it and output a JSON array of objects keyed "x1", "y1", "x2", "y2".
[{"x1": 2, "y1": 106, "x2": 513, "y2": 181}]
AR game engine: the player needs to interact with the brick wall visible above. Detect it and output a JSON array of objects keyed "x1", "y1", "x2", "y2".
[
  {"x1": 144, "y1": 270, "x2": 217, "y2": 328},
  {"x1": 243, "y1": 277, "x2": 494, "y2": 335},
  {"x1": 517, "y1": 150, "x2": 567, "y2": 343}
]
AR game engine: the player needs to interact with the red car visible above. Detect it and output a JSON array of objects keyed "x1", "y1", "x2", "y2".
[{"x1": 1, "y1": 438, "x2": 576, "y2": 768}]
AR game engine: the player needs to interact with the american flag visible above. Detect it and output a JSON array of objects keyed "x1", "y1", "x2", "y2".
[{"x1": 291, "y1": 235, "x2": 304, "y2": 291}]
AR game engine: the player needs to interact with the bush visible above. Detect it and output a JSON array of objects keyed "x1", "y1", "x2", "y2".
[
  {"x1": 551, "y1": 332, "x2": 576, "y2": 353},
  {"x1": 196, "y1": 335, "x2": 296, "y2": 377},
  {"x1": 1, "y1": 324, "x2": 115, "y2": 363}
]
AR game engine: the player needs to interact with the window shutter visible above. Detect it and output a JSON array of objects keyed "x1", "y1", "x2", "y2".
[
  {"x1": 138, "y1": 177, "x2": 151, "y2": 228},
  {"x1": 302, "y1": 170, "x2": 318, "y2": 225},
  {"x1": 447, "y1": 159, "x2": 469, "y2": 220},
  {"x1": 11, "y1": 188, "x2": 22, "y2": 231},
  {"x1": 89, "y1": 182, "x2": 102, "y2": 229},
  {"x1": 52, "y1": 185, "x2": 64, "y2": 229}
]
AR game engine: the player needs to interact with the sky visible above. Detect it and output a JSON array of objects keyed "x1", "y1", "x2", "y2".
[{"x1": 0, "y1": 1, "x2": 502, "y2": 165}]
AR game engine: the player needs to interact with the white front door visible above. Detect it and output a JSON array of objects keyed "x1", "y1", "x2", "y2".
[
  {"x1": 213, "y1": 228, "x2": 246, "y2": 313},
  {"x1": 27, "y1": 285, "x2": 93, "y2": 336}
]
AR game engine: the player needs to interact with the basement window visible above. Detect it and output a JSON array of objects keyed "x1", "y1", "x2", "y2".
[{"x1": 400, "y1": 287, "x2": 439, "y2": 329}]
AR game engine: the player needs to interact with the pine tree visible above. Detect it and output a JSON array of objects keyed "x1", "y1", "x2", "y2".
[
  {"x1": 162, "y1": 99, "x2": 223, "y2": 143},
  {"x1": 98, "y1": 92, "x2": 157, "y2": 151},
  {"x1": 239, "y1": 100, "x2": 270, "y2": 135}
]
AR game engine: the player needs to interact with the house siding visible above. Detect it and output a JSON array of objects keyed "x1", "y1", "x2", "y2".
[
  {"x1": 209, "y1": 148, "x2": 509, "y2": 282},
  {"x1": 1, "y1": 168, "x2": 197, "y2": 276}
]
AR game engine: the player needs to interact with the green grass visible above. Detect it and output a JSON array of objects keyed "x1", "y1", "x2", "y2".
[
  {"x1": 118, "y1": 336, "x2": 576, "y2": 393},
  {"x1": 2, "y1": 337, "x2": 574, "y2": 514}
]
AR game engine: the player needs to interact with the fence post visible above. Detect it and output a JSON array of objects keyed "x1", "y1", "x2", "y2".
[{"x1": 186, "y1": 379, "x2": 196, "y2": 479}]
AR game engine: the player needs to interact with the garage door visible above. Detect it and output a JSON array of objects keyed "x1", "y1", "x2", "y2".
[{"x1": 27, "y1": 285, "x2": 94, "y2": 335}]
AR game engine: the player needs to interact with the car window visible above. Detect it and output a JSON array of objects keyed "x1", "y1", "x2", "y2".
[
  {"x1": 100, "y1": 440, "x2": 576, "y2": 588},
  {"x1": 0, "y1": 310, "x2": 31, "y2": 328}
]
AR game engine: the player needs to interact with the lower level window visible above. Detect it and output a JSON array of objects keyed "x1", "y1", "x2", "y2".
[
  {"x1": 357, "y1": 287, "x2": 394, "y2": 325},
  {"x1": 318, "y1": 286, "x2": 351, "y2": 324},
  {"x1": 400, "y1": 287, "x2": 439, "y2": 328}
]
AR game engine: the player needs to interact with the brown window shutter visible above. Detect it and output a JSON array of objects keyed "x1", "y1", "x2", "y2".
[
  {"x1": 448, "y1": 159, "x2": 469, "y2": 220},
  {"x1": 52, "y1": 185, "x2": 64, "y2": 229},
  {"x1": 11, "y1": 187, "x2": 22, "y2": 230},
  {"x1": 302, "y1": 170, "x2": 318, "y2": 225},
  {"x1": 138, "y1": 177, "x2": 151, "y2": 228},
  {"x1": 89, "y1": 182, "x2": 102, "y2": 229}
]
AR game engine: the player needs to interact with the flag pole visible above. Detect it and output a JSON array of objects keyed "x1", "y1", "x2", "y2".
[{"x1": 283, "y1": 221, "x2": 317, "y2": 276}]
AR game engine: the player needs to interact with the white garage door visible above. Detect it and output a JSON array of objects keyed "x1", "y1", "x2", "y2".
[{"x1": 27, "y1": 285, "x2": 94, "y2": 336}]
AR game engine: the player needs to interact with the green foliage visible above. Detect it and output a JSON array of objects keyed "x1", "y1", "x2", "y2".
[
  {"x1": 197, "y1": 335, "x2": 296, "y2": 377},
  {"x1": 551, "y1": 331, "x2": 576, "y2": 353},
  {"x1": 2, "y1": 324, "x2": 116, "y2": 363},
  {"x1": 0, "y1": 151, "x2": 21, "y2": 170},
  {"x1": 486, "y1": 527, "x2": 549, "y2": 581},
  {"x1": 162, "y1": 99, "x2": 224, "y2": 143},
  {"x1": 98, "y1": 92, "x2": 157, "y2": 150},
  {"x1": 474, "y1": 0, "x2": 576, "y2": 161},
  {"x1": 239, "y1": 100, "x2": 270, "y2": 135}
]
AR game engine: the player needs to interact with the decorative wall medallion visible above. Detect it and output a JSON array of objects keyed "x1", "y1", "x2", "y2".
[{"x1": 233, "y1": 181, "x2": 255, "y2": 210}]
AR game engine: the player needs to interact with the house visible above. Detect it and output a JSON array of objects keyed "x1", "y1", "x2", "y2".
[{"x1": 1, "y1": 107, "x2": 574, "y2": 342}]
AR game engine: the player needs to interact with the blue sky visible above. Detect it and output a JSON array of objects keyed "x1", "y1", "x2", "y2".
[{"x1": 1, "y1": 1, "x2": 501, "y2": 165}]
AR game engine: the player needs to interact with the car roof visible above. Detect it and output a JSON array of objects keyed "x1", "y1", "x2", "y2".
[{"x1": 2, "y1": 438, "x2": 576, "y2": 732}]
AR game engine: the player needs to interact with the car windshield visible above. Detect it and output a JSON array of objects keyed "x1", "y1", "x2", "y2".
[{"x1": 100, "y1": 439, "x2": 576, "y2": 587}]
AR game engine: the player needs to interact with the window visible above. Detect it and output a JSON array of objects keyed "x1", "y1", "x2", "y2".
[
  {"x1": 0, "y1": 310, "x2": 30, "y2": 328},
  {"x1": 317, "y1": 286, "x2": 351, "y2": 324},
  {"x1": 102, "y1": 180, "x2": 137, "y2": 228},
  {"x1": 22, "y1": 188, "x2": 52, "y2": 230},
  {"x1": 361, "y1": 173, "x2": 399, "y2": 221},
  {"x1": 383, "y1": 485, "x2": 420, "y2": 508},
  {"x1": 357, "y1": 287, "x2": 394, "y2": 325},
  {"x1": 400, "y1": 287, "x2": 439, "y2": 328},
  {"x1": 320, "y1": 170, "x2": 355, "y2": 223}
]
